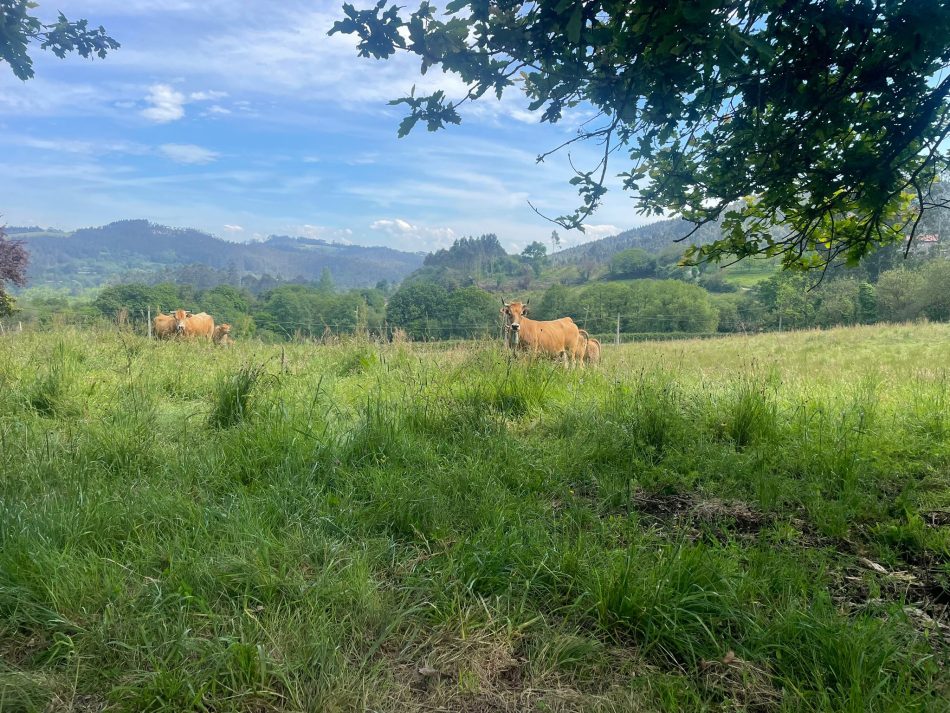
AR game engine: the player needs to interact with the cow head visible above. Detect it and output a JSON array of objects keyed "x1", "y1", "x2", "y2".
[
  {"x1": 214, "y1": 323, "x2": 231, "y2": 342},
  {"x1": 500, "y1": 299, "x2": 529, "y2": 333},
  {"x1": 173, "y1": 309, "x2": 192, "y2": 335}
]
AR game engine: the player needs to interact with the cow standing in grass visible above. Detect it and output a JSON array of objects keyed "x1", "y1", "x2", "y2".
[
  {"x1": 213, "y1": 323, "x2": 233, "y2": 346},
  {"x1": 581, "y1": 332, "x2": 601, "y2": 364},
  {"x1": 173, "y1": 309, "x2": 215, "y2": 340},
  {"x1": 152, "y1": 313, "x2": 177, "y2": 340},
  {"x1": 501, "y1": 299, "x2": 586, "y2": 366}
]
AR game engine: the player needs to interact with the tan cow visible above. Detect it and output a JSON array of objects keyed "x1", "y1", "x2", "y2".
[
  {"x1": 501, "y1": 299, "x2": 583, "y2": 366},
  {"x1": 173, "y1": 309, "x2": 215, "y2": 340},
  {"x1": 582, "y1": 334, "x2": 602, "y2": 364},
  {"x1": 212, "y1": 323, "x2": 233, "y2": 346},
  {"x1": 153, "y1": 313, "x2": 177, "y2": 340}
]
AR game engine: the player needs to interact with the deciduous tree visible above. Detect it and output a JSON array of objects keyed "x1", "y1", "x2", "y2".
[
  {"x1": 332, "y1": 1, "x2": 950, "y2": 269},
  {"x1": 0, "y1": 226, "x2": 29, "y2": 316},
  {"x1": 1, "y1": 0, "x2": 118, "y2": 80}
]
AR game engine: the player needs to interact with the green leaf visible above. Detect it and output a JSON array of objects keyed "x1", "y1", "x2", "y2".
[{"x1": 566, "y1": 4, "x2": 583, "y2": 44}]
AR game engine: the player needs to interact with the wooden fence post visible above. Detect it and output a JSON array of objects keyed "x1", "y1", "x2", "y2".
[
  {"x1": 147, "y1": 306, "x2": 152, "y2": 339},
  {"x1": 616, "y1": 314, "x2": 621, "y2": 346}
]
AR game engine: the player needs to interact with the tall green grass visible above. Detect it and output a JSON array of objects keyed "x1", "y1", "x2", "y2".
[{"x1": 0, "y1": 324, "x2": 948, "y2": 711}]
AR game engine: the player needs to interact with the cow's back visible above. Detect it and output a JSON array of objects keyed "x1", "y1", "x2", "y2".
[
  {"x1": 153, "y1": 314, "x2": 176, "y2": 339},
  {"x1": 521, "y1": 317, "x2": 579, "y2": 358},
  {"x1": 586, "y1": 338, "x2": 601, "y2": 364},
  {"x1": 184, "y1": 312, "x2": 215, "y2": 339}
]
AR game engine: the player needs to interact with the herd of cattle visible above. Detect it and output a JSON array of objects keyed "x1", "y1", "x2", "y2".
[
  {"x1": 150, "y1": 300, "x2": 601, "y2": 365},
  {"x1": 152, "y1": 309, "x2": 233, "y2": 345},
  {"x1": 501, "y1": 299, "x2": 601, "y2": 365}
]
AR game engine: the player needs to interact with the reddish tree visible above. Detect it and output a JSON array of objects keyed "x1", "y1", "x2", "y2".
[{"x1": 0, "y1": 226, "x2": 29, "y2": 316}]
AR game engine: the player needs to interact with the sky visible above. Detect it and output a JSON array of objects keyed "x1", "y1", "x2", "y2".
[{"x1": 0, "y1": 0, "x2": 653, "y2": 254}]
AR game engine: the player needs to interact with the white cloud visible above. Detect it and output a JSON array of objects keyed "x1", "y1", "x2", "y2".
[
  {"x1": 140, "y1": 84, "x2": 229, "y2": 122},
  {"x1": 370, "y1": 218, "x2": 456, "y2": 250},
  {"x1": 160, "y1": 143, "x2": 219, "y2": 164},
  {"x1": 189, "y1": 90, "x2": 228, "y2": 101},
  {"x1": 141, "y1": 84, "x2": 186, "y2": 122},
  {"x1": 295, "y1": 224, "x2": 354, "y2": 243},
  {"x1": 223, "y1": 224, "x2": 244, "y2": 232},
  {"x1": 577, "y1": 224, "x2": 621, "y2": 241}
]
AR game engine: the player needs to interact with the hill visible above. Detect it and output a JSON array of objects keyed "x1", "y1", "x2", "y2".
[
  {"x1": 13, "y1": 220, "x2": 424, "y2": 291},
  {"x1": 551, "y1": 217, "x2": 723, "y2": 266}
]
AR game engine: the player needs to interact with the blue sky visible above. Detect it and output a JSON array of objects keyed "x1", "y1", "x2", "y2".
[{"x1": 0, "y1": 0, "x2": 650, "y2": 253}]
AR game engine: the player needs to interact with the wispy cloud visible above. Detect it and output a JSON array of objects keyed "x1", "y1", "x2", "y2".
[
  {"x1": 160, "y1": 143, "x2": 219, "y2": 164},
  {"x1": 295, "y1": 224, "x2": 354, "y2": 243},
  {"x1": 370, "y1": 218, "x2": 456, "y2": 250},
  {"x1": 141, "y1": 84, "x2": 228, "y2": 123},
  {"x1": 222, "y1": 223, "x2": 244, "y2": 233},
  {"x1": 141, "y1": 84, "x2": 186, "y2": 122}
]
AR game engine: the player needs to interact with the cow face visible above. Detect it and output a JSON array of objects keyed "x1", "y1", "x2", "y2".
[
  {"x1": 500, "y1": 299, "x2": 529, "y2": 333},
  {"x1": 173, "y1": 309, "x2": 192, "y2": 335}
]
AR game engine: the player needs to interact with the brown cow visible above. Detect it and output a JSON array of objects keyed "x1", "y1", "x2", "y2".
[
  {"x1": 153, "y1": 313, "x2": 177, "y2": 340},
  {"x1": 582, "y1": 333, "x2": 602, "y2": 364},
  {"x1": 173, "y1": 309, "x2": 215, "y2": 340},
  {"x1": 501, "y1": 299, "x2": 583, "y2": 366},
  {"x1": 212, "y1": 323, "x2": 233, "y2": 346}
]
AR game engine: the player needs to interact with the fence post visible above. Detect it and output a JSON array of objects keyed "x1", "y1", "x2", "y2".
[
  {"x1": 147, "y1": 306, "x2": 152, "y2": 339},
  {"x1": 18, "y1": 322, "x2": 22, "y2": 332},
  {"x1": 616, "y1": 313, "x2": 621, "y2": 346},
  {"x1": 0, "y1": 322, "x2": 4, "y2": 335}
]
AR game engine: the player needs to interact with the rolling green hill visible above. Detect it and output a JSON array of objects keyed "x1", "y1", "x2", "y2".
[{"x1": 9, "y1": 220, "x2": 425, "y2": 292}]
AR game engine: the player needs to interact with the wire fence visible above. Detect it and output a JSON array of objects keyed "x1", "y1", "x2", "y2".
[{"x1": 2, "y1": 304, "x2": 776, "y2": 345}]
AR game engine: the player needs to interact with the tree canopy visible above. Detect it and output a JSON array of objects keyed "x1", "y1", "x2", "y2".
[
  {"x1": 332, "y1": 0, "x2": 950, "y2": 270},
  {"x1": 1, "y1": 0, "x2": 119, "y2": 80},
  {"x1": 0, "y1": 226, "x2": 29, "y2": 316}
]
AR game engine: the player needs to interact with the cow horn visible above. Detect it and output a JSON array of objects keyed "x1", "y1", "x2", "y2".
[
  {"x1": 501, "y1": 298, "x2": 507, "y2": 306},
  {"x1": 524, "y1": 299, "x2": 529, "y2": 306}
]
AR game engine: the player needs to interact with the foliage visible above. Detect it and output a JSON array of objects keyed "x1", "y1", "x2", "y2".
[
  {"x1": 333, "y1": 0, "x2": 950, "y2": 270},
  {"x1": 0, "y1": 0, "x2": 119, "y2": 80},
  {"x1": 609, "y1": 247, "x2": 656, "y2": 279},
  {"x1": 254, "y1": 284, "x2": 385, "y2": 339},
  {"x1": 521, "y1": 240, "x2": 548, "y2": 277},
  {"x1": 386, "y1": 282, "x2": 497, "y2": 339},
  {"x1": 93, "y1": 282, "x2": 182, "y2": 320},
  {"x1": 876, "y1": 267, "x2": 929, "y2": 322},
  {"x1": 536, "y1": 278, "x2": 719, "y2": 333},
  {"x1": 913, "y1": 259, "x2": 950, "y2": 321},
  {"x1": 0, "y1": 225, "x2": 29, "y2": 316}
]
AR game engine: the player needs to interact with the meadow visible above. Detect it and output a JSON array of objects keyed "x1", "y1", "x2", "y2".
[{"x1": 1, "y1": 324, "x2": 949, "y2": 712}]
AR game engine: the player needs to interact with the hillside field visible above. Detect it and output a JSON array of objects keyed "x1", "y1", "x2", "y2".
[{"x1": 1, "y1": 325, "x2": 949, "y2": 711}]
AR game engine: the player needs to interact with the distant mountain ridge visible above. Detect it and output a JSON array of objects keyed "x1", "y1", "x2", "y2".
[
  {"x1": 551, "y1": 217, "x2": 723, "y2": 265},
  {"x1": 13, "y1": 220, "x2": 425, "y2": 291}
]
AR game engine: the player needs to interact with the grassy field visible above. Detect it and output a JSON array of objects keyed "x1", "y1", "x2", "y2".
[{"x1": 1, "y1": 324, "x2": 949, "y2": 712}]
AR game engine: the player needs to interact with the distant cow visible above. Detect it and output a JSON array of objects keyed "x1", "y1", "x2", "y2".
[
  {"x1": 173, "y1": 309, "x2": 215, "y2": 340},
  {"x1": 501, "y1": 299, "x2": 583, "y2": 366},
  {"x1": 153, "y1": 313, "x2": 177, "y2": 340},
  {"x1": 212, "y1": 323, "x2": 233, "y2": 346}
]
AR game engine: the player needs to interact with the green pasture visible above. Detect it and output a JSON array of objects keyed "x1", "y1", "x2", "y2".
[{"x1": 1, "y1": 324, "x2": 948, "y2": 711}]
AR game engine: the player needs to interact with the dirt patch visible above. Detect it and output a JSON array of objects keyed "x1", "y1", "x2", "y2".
[
  {"x1": 632, "y1": 492, "x2": 768, "y2": 538},
  {"x1": 699, "y1": 651, "x2": 783, "y2": 712},
  {"x1": 378, "y1": 628, "x2": 648, "y2": 713},
  {"x1": 923, "y1": 510, "x2": 950, "y2": 528}
]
